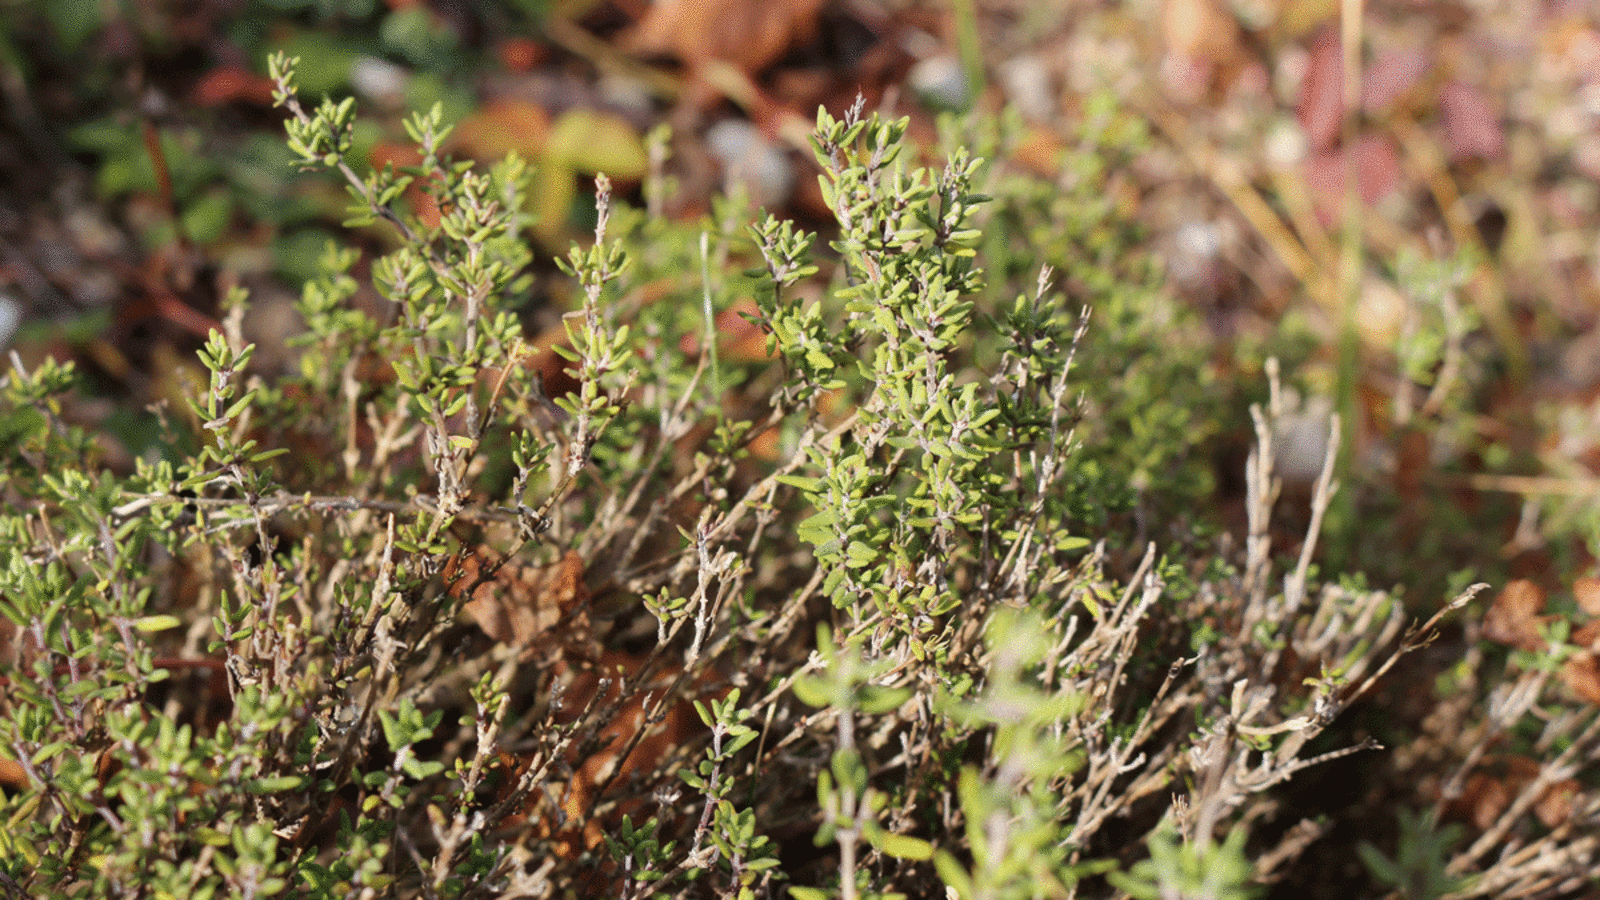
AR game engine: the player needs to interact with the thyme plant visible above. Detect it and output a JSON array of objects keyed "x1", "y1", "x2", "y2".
[{"x1": 6, "y1": 47, "x2": 1560, "y2": 900}]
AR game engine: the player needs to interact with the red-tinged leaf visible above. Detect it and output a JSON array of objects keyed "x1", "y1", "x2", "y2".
[
  {"x1": 190, "y1": 66, "x2": 278, "y2": 108},
  {"x1": 1362, "y1": 47, "x2": 1429, "y2": 116},
  {"x1": 1302, "y1": 133, "x2": 1402, "y2": 224},
  {"x1": 1440, "y1": 81, "x2": 1504, "y2": 161},
  {"x1": 1296, "y1": 27, "x2": 1345, "y2": 153}
]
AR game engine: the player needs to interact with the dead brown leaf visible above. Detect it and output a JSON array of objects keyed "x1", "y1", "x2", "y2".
[
  {"x1": 1450, "y1": 756, "x2": 1567, "y2": 830},
  {"x1": 1572, "y1": 577, "x2": 1600, "y2": 616},
  {"x1": 1162, "y1": 0, "x2": 1242, "y2": 64},
  {"x1": 0, "y1": 757, "x2": 22, "y2": 791},
  {"x1": 495, "y1": 36, "x2": 549, "y2": 73},
  {"x1": 678, "y1": 298, "x2": 773, "y2": 362},
  {"x1": 1482, "y1": 579, "x2": 1547, "y2": 651},
  {"x1": 367, "y1": 142, "x2": 439, "y2": 231},
  {"x1": 1302, "y1": 133, "x2": 1402, "y2": 223},
  {"x1": 447, "y1": 549, "x2": 588, "y2": 650},
  {"x1": 1574, "y1": 619, "x2": 1600, "y2": 649},
  {"x1": 489, "y1": 646, "x2": 728, "y2": 860},
  {"x1": 1453, "y1": 771, "x2": 1510, "y2": 830},
  {"x1": 450, "y1": 99, "x2": 551, "y2": 162},
  {"x1": 625, "y1": 0, "x2": 827, "y2": 75},
  {"x1": 190, "y1": 66, "x2": 278, "y2": 107},
  {"x1": 1534, "y1": 777, "x2": 1581, "y2": 829},
  {"x1": 1560, "y1": 651, "x2": 1600, "y2": 705}
]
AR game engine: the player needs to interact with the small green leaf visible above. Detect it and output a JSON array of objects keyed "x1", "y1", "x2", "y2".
[
  {"x1": 877, "y1": 832, "x2": 932, "y2": 861},
  {"x1": 792, "y1": 676, "x2": 831, "y2": 709},
  {"x1": 132, "y1": 615, "x2": 182, "y2": 633}
]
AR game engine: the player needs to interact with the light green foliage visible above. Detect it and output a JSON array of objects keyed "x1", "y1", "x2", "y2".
[
  {"x1": 670, "y1": 689, "x2": 780, "y2": 896},
  {"x1": 968, "y1": 98, "x2": 1227, "y2": 526},
  {"x1": 0, "y1": 51, "x2": 560, "y2": 897},
  {"x1": 1107, "y1": 826, "x2": 1260, "y2": 900},
  {"x1": 792, "y1": 627, "x2": 929, "y2": 900},
  {"x1": 757, "y1": 100, "x2": 1086, "y2": 665},
  {"x1": 934, "y1": 608, "x2": 1110, "y2": 900}
]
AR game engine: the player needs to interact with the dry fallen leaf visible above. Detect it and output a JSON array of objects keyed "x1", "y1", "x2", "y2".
[
  {"x1": 189, "y1": 66, "x2": 278, "y2": 107},
  {"x1": 367, "y1": 142, "x2": 438, "y2": 230},
  {"x1": 450, "y1": 99, "x2": 551, "y2": 162},
  {"x1": 1560, "y1": 652, "x2": 1600, "y2": 705},
  {"x1": 447, "y1": 548, "x2": 588, "y2": 650},
  {"x1": 626, "y1": 0, "x2": 827, "y2": 75},
  {"x1": 1449, "y1": 755, "x2": 1578, "y2": 831},
  {"x1": 489, "y1": 647, "x2": 727, "y2": 860},
  {"x1": 1162, "y1": 0, "x2": 1242, "y2": 66},
  {"x1": 1534, "y1": 777, "x2": 1581, "y2": 829},
  {"x1": 0, "y1": 759, "x2": 22, "y2": 792},
  {"x1": 1572, "y1": 577, "x2": 1600, "y2": 616},
  {"x1": 495, "y1": 36, "x2": 548, "y2": 73},
  {"x1": 1559, "y1": 619, "x2": 1600, "y2": 705},
  {"x1": 1482, "y1": 579, "x2": 1547, "y2": 651},
  {"x1": 1456, "y1": 771, "x2": 1512, "y2": 831},
  {"x1": 678, "y1": 298, "x2": 774, "y2": 362},
  {"x1": 553, "y1": 651, "x2": 718, "y2": 855}
]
